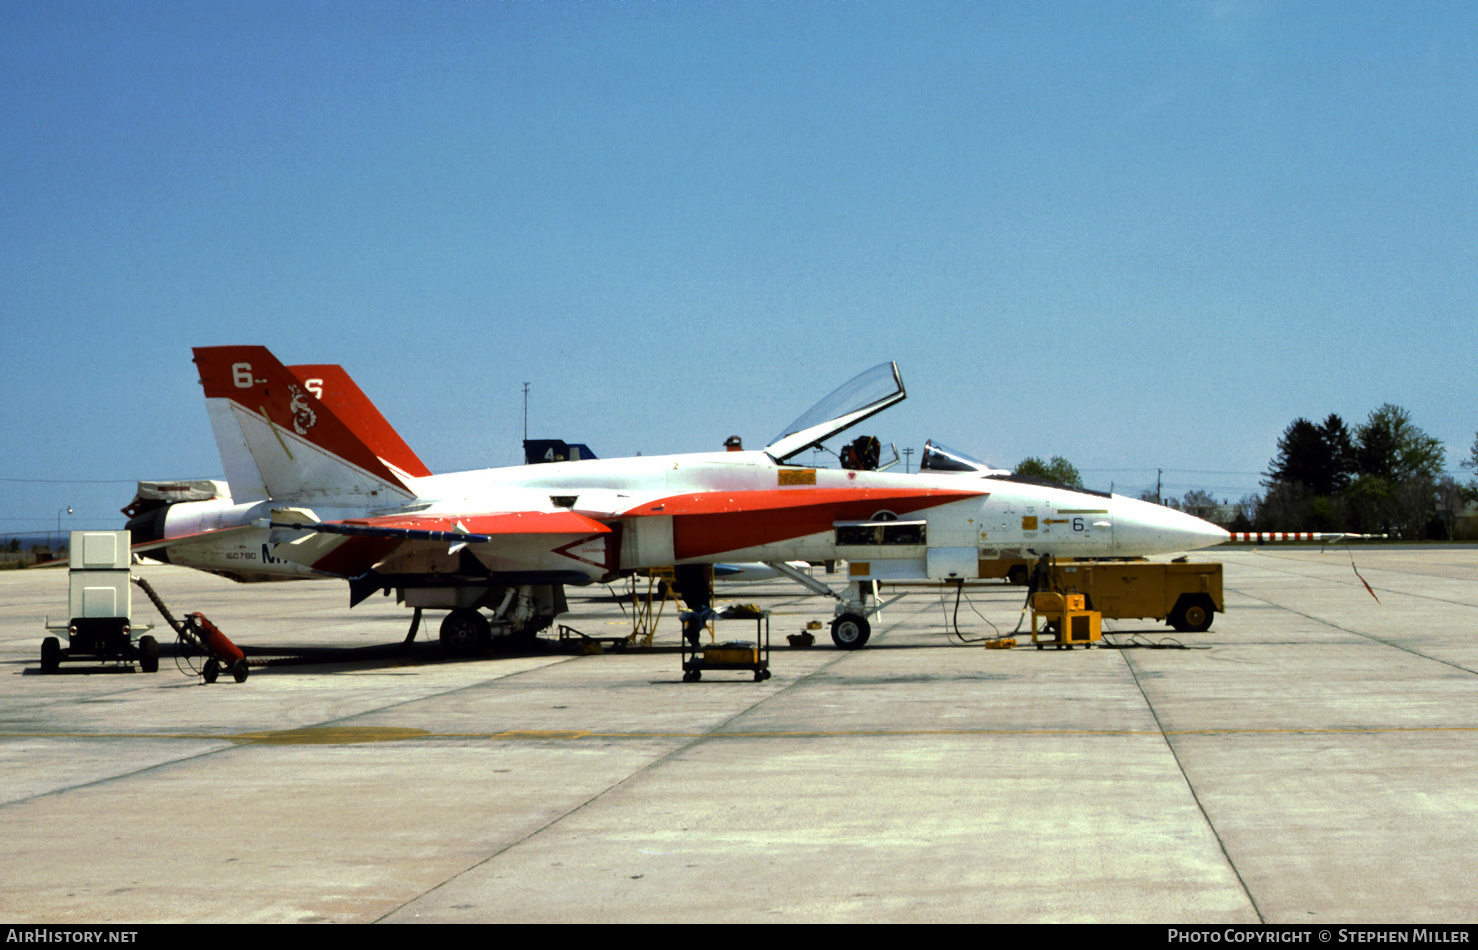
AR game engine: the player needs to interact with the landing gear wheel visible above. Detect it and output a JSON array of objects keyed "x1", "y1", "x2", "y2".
[
  {"x1": 1168, "y1": 595, "x2": 1215, "y2": 633},
  {"x1": 203, "y1": 657, "x2": 220, "y2": 684},
  {"x1": 1007, "y1": 565, "x2": 1029, "y2": 586},
  {"x1": 683, "y1": 670, "x2": 701, "y2": 683},
  {"x1": 440, "y1": 609, "x2": 490, "y2": 657},
  {"x1": 137, "y1": 635, "x2": 159, "y2": 674},
  {"x1": 830, "y1": 614, "x2": 871, "y2": 650},
  {"x1": 41, "y1": 636, "x2": 60, "y2": 673}
]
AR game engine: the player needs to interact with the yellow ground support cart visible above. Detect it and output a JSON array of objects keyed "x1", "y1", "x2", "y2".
[
  {"x1": 1044, "y1": 559, "x2": 1223, "y2": 632},
  {"x1": 978, "y1": 556, "x2": 1223, "y2": 631}
]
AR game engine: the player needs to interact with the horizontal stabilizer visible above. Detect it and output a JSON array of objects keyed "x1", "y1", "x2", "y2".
[
  {"x1": 130, "y1": 522, "x2": 258, "y2": 554},
  {"x1": 263, "y1": 520, "x2": 490, "y2": 545},
  {"x1": 261, "y1": 509, "x2": 612, "y2": 544},
  {"x1": 339, "y1": 510, "x2": 612, "y2": 537}
]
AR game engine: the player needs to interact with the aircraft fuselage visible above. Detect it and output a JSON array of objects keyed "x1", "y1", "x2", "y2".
[{"x1": 141, "y1": 449, "x2": 1227, "y2": 585}]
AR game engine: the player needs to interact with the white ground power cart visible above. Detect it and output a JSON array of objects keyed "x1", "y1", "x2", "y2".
[{"x1": 41, "y1": 530, "x2": 158, "y2": 673}]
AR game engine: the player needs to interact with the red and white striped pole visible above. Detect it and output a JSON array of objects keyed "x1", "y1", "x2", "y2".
[{"x1": 1223, "y1": 532, "x2": 1385, "y2": 543}]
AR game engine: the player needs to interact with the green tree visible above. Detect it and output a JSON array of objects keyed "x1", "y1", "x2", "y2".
[
  {"x1": 1014, "y1": 456, "x2": 1083, "y2": 489},
  {"x1": 1461, "y1": 430, "x2": 1478, "y2": 504},
  {"x1": 1256, "y1": 482, "x2": 1311, "y2": 532},
  {"x1": 1355, "y1": 403, "x2": 1444, "y2": 481},
  {"x1": 1179, "y1": 490, "x2": 1221, "y2": 521},
  {"x1": 1264, "y1": 414, "x2": 1355, "y2": 495},
  {"x1": 1434, "y1": 476, "x2": 1467, "y2": 539},
  {"x1": 1232, "y1": 495, "x2": 1258, "y2": 532},
  {"x1": 1345, "y1": 404, "x2": 1445, "y2": 538},
  {"x1": 1318, "y1": 414, "x2": 1357, "y2": 492}
]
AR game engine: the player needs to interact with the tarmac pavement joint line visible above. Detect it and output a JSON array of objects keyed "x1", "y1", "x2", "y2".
[
  {"x1": 1116, "y1": 644, "x2": 1266, "y2": 924},
  {"x1": 227, "y1": 726, "x2": 433, "y2": 745},
  {"x1": 1226, "y1": 585, "x2": 1478, "y2": 678},
  {"x1": 0, "y1": 652, "x2": 587, "y2": 810},
  {"x1": 11, "y1": 724, "x2": 1478, "y2": 744},
  {"x1": 369, "y1": 595, "x2": 931, "y2": 923},
  {"x1": 1240, "y1": 549, "x2": 1478, "y2": 610}
]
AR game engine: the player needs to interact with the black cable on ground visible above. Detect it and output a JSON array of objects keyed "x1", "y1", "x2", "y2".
[
  {"x1": 938, "y1": 581, "x2": 1003, "y2": 643},
  {"x1": 1098, "y1": 633, "x2": 1210, "y2": 650}
]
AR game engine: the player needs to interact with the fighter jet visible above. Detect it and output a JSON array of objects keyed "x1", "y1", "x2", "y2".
[{"x1": 129, "y1": 347, "x2": 1228, "y2": 652}]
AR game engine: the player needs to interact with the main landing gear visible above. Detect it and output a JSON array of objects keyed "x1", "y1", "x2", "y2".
[
  {"x1": 432, "y1": 587, "x2": 561, "y2": 658},
  {"x1": 439, "y1": 608, "x2": 490, "y2": 657},
  {"x1": 829, "y1": 613, "x2": 871, "y2": 650}
]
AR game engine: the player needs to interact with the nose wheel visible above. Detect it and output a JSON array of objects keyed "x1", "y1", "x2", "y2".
[{"x1": 830, "y1": 614, "x2": 871, "y2": 649}]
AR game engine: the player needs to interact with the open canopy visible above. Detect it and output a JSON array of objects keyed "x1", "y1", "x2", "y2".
[{"x1": 765, "y1": 361, "x2": 906, "y2": 463}]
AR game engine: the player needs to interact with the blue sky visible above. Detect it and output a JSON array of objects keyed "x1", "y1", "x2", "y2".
[{"x1": 3, "y1": 1, "x2": 1476, "y2": 538}]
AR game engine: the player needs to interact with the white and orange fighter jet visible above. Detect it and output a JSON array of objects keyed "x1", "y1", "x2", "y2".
[{"x1": 128, "y1": 347, "x2": 1228, "y2": 652}]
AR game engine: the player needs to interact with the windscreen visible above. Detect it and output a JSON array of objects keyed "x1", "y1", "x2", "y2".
[{"x1": 919, "y1": 440, "x2": 997, "y2": 473}]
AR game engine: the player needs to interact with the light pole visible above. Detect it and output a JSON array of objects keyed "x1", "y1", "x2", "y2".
[{"x1": 56, "y1": 506, "x2": 72, "y2": 551}]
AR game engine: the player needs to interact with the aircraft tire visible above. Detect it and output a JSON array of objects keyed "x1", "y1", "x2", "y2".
[
  {"x1": 1168, "y1": 595, "x2": 1214, "y2": 633},
  {"x1": 138, "y1": 635, "x2": 160, "y2": 674},
  {"x1": 440, "y1": 609, "x2": 489, "y2": 658},
  {"x1": 830, "y1": 614, "x2": 871, "y2": 650},
  {"x1": 41, "y1": 637, "x2": 60, "y2": 673}
]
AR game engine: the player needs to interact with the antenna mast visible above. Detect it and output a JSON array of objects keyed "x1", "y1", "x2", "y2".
[{"x1": 523, "y1": 380, "x2": 532, "y2": 436}]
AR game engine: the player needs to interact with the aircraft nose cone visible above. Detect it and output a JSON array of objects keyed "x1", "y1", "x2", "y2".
[{"x1": 1112, "y1": 497, "x2": 1230, "y2": 556}]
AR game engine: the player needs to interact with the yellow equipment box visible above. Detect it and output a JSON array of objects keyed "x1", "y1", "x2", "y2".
[
  {"x1": 704, "y1": 642, "x2": 760, "y2": 665},
  {"x1": 1029, "y1": 591, "x2": 1102, "y2": 649}
]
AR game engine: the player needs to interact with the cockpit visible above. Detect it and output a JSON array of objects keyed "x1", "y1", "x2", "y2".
[
  {"x1": 917, "y1": 440, "x2": 1008, "y2": 474},
  {"x1": 763, "y1": 362, "x2": 1010, "y2": 476}
]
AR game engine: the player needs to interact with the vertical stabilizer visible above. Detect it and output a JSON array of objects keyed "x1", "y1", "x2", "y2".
[
  {"x1": 288, "y1": 364, "x2": 433, "y2": 480},
  {"x1": 204, "y1": 394, "x2": 270, "y2": 503},
  {"x1": 193, "y1": 346, "x2": 416, "y2": 506}
]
